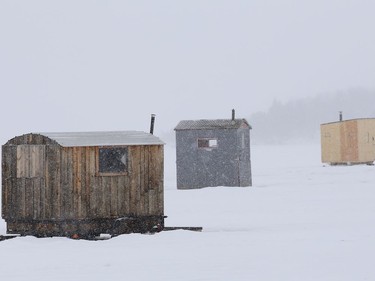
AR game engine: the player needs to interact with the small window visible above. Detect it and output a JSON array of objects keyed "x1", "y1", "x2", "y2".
[
  {"x1": 98, "y1": 147, "x2": 127, "y2": 175},
  {"x1": 198, "y1": 138, "x2": 217, "y2": 148}
]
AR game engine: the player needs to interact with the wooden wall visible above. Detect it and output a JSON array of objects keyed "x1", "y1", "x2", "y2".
[
  {"x1": 340, "y1": 120, "x2": 359, "y2": 162},
  {"x1": 357, "y1": 119, "x2": 375, "y2": 162},
  {"x1": 321, "y1": 119, "x2": 375, "y2": 164},
  {"x1": 2, "y1": 140, "x2": 164, "y2": 222}
]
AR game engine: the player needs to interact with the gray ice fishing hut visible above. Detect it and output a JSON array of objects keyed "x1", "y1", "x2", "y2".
[{"x1": 174, "y1": 110, "x2": 252, "y2": 189}]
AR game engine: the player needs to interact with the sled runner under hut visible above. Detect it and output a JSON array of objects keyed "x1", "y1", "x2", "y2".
[{"x1": 2, "y1": 130, "x2": 165, "y2": 238}]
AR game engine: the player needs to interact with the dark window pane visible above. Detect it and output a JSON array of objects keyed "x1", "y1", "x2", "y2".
[
  {"x1": 99, "y1": 147, "x2": 127, "y2": 174},
  {"x1": 198, "y1": 139, "x2": 217, "y2": 148},
  {"x1": 198, "y1": 139, "x2": 209, "y2": 148}
]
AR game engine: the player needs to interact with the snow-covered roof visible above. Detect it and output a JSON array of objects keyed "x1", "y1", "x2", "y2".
[
  {"x1": 174, "y1": 119, "x2": 251, "y2": 130},
  {"x1": 37, "y1": 131, "x2": 164, "y2": 147}
]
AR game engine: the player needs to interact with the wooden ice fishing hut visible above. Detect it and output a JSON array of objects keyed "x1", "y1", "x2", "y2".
[
  {"x1": 1, "y1": 131, "x2": 164, "y2": 237},
  {"x1": 174, "y1": 110, "x2": 252, "y2": 189},
  {"x1": 321, "y1": 116, "x2": 375, "y2": 165}
]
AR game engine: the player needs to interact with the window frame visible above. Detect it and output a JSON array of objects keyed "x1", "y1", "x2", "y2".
[
  {"x1": 197, "y1": 138, "x2": 218, "y2": 149},
  {"x1": 97, "y1": 146, "x2": 128, "y2": 176}
]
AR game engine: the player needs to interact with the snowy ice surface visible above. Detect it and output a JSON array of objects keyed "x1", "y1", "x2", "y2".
[{"x1": 1, "y1": 144, "x2": 375, "y2": 281}]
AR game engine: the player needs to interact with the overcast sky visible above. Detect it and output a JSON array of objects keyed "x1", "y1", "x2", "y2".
[{"x1": 1, "y1": 1, "x2": 374, "y2": 142}]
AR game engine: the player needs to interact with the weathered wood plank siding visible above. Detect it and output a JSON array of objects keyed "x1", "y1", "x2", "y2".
[
  {"x1": 122, "y1": 145, "x2": 164, "y2": 217},
  {"x1": 148, "y1": 145, "x2": 164, "y2": 215},
  {"x1": 46, "y1": 145, "x2": 61, "y2": 219},
  {"x1": 2, "y1": 132, "x2": 164, "y2": 234},
  {"x1": 54, "y1": 145, "x2": 163, "y2": 219},
  {"x1": 61, "y1": 147, "x2": 73, "y2": 219},
  {"x1": 2, "y1": 145, "x2": 14, "y2": 218},
  {"x1": 129, "y1": 146, "x2": 140, "y2": 215}
]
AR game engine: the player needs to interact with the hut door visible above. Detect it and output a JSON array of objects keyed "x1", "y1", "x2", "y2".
[{"x1": 16, "y1": 145, "x2": 45, "y2": 178}]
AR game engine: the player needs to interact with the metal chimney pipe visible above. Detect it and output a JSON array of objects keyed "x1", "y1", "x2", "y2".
[
  {"x1": 339, "y1": 111, "x2": 343, "y2": 122},
  {"x1": 232, "y1": 109, "x2": 235, "y2": 120},
  {"x1": 150, "y1": 114, "x2": 156, "y2": 134}
]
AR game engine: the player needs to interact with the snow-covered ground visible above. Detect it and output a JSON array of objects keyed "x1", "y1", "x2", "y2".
[{"x1": 1, "y1": 144, "x2": 375, "y2": 281}]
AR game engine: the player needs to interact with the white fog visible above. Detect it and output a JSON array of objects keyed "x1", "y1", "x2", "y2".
[{"x1": 1, "y1": 1, "x2": 375, "y2": 280}]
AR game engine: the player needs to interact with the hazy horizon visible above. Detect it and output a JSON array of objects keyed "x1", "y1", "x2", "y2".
[{"x1": 1, "y1": 1, "x2": 374, "y2": 144}]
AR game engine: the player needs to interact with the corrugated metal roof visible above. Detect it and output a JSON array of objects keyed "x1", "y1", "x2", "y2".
[
  {"x1": 174, "y1": 119, "x2": 251, "y2": 130},
  {"x1": 38, "y1": 131, "x2": 164, "y2": 147}
]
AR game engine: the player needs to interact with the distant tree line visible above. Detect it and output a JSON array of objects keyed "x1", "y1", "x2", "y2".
[{"x1": 249, "y1": 89, "x2": 375, "y2": 144}]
